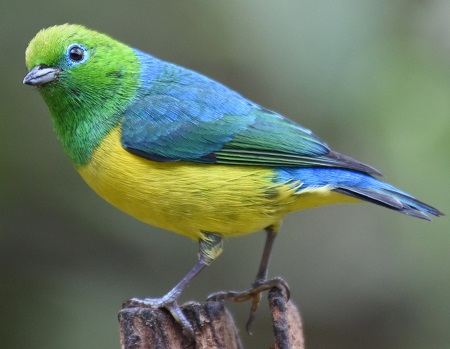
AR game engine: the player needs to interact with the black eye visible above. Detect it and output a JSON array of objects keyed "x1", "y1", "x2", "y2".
[{"x1": 69, "y1": 46, "x2": 84, "y2": 61}]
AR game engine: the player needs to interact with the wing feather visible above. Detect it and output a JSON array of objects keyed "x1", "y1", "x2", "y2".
[{"x1": 121, "y1": 56, "x2": 381, "y2": 175}]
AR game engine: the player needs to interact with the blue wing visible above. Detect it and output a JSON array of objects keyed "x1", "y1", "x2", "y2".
[{"x1": 121, "y1": 50, "x2": 381, "y2": 175}]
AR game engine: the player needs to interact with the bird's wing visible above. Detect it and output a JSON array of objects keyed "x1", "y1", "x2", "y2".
[{"x1": 121, "y1": 80, "x2": 381, "y2": 175}]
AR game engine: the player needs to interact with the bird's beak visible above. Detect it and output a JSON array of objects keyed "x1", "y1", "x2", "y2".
[{"x1": 23, "y1": 65, "x2": 61, "y2": 86}]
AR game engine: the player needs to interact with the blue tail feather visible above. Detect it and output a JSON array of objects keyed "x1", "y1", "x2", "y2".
[
  {"x1": 333, "y1": 187, "x2": 434, "y2": 220},
  {"x1": 276, "y1": 168, "x2": 444, "y2": 220}
]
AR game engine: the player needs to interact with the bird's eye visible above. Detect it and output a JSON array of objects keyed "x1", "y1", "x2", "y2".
[
  {"x1": 66, "y1": 44, "x2": 89, "y2": 64},
  {"x1": 69, "y1": 46, "x2": 84, "y2": 61}
]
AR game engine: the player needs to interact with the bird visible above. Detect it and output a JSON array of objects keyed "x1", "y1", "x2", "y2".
[{"x1": 24, "y1": 24, "x2": 443, "y2": 336}]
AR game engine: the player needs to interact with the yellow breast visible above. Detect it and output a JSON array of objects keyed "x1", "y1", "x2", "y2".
[{"x1": 77, "y1": 126, "x2": 357, "y2": 239}]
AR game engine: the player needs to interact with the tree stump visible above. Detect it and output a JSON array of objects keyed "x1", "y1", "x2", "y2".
[
  {"x1": 268, "y1": 288, "x2": 304, "y2": 349},
  {"x1": 119, "y1": 287, "x2": 304, "y2": 349}
]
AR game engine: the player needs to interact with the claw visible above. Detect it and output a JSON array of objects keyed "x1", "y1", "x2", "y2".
[
  {"x1": 123, "y1": 297, "x2": 195, "y2": 339},
  {"x1": 207, "y1": 277, "x2": 290, "y2": 333},
  {"x1": 165, "y1": 302, "x2": 195, "y2": 339},
  {"x1": 245, "y1": 294, "x2": 260, "y2": 335}
]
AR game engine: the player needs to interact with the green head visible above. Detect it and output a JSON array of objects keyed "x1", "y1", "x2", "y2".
[{"x1": 24, "y1": 24, "x2": 141, "y2": 166}]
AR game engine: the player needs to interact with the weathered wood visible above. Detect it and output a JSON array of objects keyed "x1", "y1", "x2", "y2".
[
  {"x1": 269, "y1": 287, "x2": 305, "y2": 349},
  {"x1": 119, "y1": 288, "x2": 305, "y2": 349},
  {"x1": 119, "y1": 301, "x2": 242, "y2": 349}
]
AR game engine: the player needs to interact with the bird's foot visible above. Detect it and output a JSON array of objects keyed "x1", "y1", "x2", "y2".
[
  {"x1": 123, "y1": 297, "x2": 194, "y2": 339},
  {"x1": 207, "y1": 276, "x2": 290, "y2": 333}
]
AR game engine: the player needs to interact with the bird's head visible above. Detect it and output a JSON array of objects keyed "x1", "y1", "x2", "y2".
[
  {"x1": 23, "y1": 24, "x2": 142, "y2": 166},
  {"x1": 24, "y1": 24, "x2": 140, "y2": 87},
  {"x1": 23, "y1": 24, "x2": 140, "y2": 117}
]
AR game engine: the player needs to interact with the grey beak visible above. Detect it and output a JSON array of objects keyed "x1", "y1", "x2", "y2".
[{"x1": 23, "y1": 65, "x2": 61, "y2": 86}]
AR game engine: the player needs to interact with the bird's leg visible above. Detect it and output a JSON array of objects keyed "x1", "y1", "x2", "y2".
[
  {"x1": 208, "y1": 224, "x2": 289, "y2": 333},
  {"x1": 124, "y1": 232, "x2": 223, "y2": 338},
  {"x1": 245, "y1": 225, "x2": 290, "y2": 332}
]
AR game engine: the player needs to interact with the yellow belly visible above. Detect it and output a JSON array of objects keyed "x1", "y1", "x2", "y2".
[{"x1": 77, "y1": 126, "x2": 357, "y2": 239}]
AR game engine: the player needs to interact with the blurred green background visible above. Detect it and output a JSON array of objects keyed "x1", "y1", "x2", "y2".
[{"x1": 1, "y1": 1, "x2": 449, "y2": 348}]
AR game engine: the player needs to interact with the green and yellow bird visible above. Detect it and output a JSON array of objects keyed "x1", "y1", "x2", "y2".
[{"x1": 24, "y1": 24, "x2": 443, "y2": 333}]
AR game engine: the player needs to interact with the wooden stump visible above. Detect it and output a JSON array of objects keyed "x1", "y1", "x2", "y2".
[
  {"x1": 268, "y1": 288, "x2": 304, "y2": 349},
  {"x1": 119, "y1": 287, "x2": 304, "y2": 349},
  {"x1": 119, "y1": 301, "x2": 242, "y2": 349}
]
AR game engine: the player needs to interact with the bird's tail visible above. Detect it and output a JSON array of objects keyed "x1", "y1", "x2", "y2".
[
  {"x1": 333, "y1": 186, "x2": 443, "y2": 220},
  {"x1": 276, "y1": 168, "x2": 444, "y2": 220}
]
